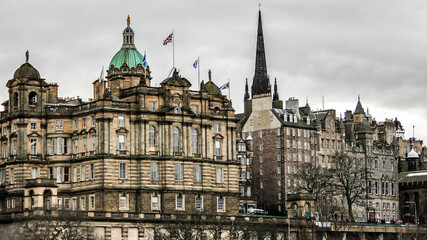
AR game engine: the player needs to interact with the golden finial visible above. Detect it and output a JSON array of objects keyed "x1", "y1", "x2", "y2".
[{"x1": 127, "y1": 15, "x2": 130, "y2": 26}]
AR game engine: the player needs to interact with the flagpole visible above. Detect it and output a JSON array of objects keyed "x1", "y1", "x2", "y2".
[
  {"x1": 197, "y1": 57, "x2": 200, "y2": 88},
  {"x1": 228, "y1": 79, "x2": 231, "y2": 101},
  {"x1": 172, "y1": 29, "x2": 175, "y2": 70},
  {"x1": 144, "y1": 51, "x2": 147, "y2": 81}
]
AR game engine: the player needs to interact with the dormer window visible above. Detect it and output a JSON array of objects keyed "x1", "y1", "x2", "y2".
[
  {"x1": 122, "y1": 68, "x2": 128, "y2": 73},
  {"x1": 137, "y1": 68, "x2": 142, "y2": 73}
]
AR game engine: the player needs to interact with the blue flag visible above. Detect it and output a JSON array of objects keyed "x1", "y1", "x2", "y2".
[
  {"x1": 219, "y1": 82, "x2": 229, "y2": 90},
  {"x1": 193, "y1": 59, "x2": 198, "y2": 69},
  {"x1": 142, "y1": 52, "x2": 147, "y2": 68}
]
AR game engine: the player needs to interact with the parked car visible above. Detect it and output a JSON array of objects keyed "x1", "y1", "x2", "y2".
[{"x1": 248, "y1": 208, "x2": 265, "y2": 215}]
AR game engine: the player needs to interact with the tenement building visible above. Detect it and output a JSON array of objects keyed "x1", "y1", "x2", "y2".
[
  {"x1": 0, "y1": 17, "x2": 239, "y2": 222},
  {"x1": 240, "y1": 10, "x2": 317, "y2": 216}
]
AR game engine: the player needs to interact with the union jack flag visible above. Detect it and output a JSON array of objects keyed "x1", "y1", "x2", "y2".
[{"x1": 163, "y1": 32, "x2": 173, "y2": 45}]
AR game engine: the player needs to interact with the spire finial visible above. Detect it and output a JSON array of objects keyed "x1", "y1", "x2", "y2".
[
  {"x1": 306, "y1": 97, "x2": 308, "y2": 105},
  {"x1": 358, "y1": 94, "x2": 360, "y2": 102},
  {"x1": 127, "y1": 15, "x2": 130, "y2": 26},
  {"x1": 25, "y1": 50, "x2": 29, "y2": 63},
  {"x1": 208, "y1": 69, "x2": 212, "y2": 81},
  {"x1": 252, "y1": 8, "x2": 271, "y2": 98},
  {"x1": 259, "y1": 3, "x2": 261, "y2": 11},
  {"x1": 244, "y1": 78, "x2": 250, "y2": 100}
]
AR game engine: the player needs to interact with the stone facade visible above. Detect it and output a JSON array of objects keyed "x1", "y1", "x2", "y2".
[{"x1": 0, "y1": 18, "x2": 239, "y2": 220}]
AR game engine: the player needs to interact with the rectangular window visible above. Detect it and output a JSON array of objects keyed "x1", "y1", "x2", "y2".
[
  {"x1": 247, "y1": 186, "x2": 251, "y2": 197},
  {"x1": 215, "y1": 140, "x2": 221, "y2": 156},
  {"x1": 176, "y1": 195, "x2": 184, "y2": 210},
  {"x1": 152, "y1": 196, "x2": 159, "y2": 210},
  {"x1": 119, "y1": 163, "x2": 126, "y2": 179},
  {"x1": 30, "y1": 123, "x2": 36, "y2": 130},
  {"x1": 80, "y1": 197, "x2": 86, "y2": 211},
  {"x1": 194, "y1": 164, "x2": 202, "y2": 183},
  {"x1": 72, "y1": 198, "x2": 77, "y2": 210},
  {"x1": 30, "y1": 139, "x2": 37, "y2": 155},
  {"x1": 64, "y1": 199, "x2": 70, "y2": 209},
  {"x1": 82, "y1": 137, "x2": 87, "y2": 152},
  {"x1": 83, "y1": 118, "x2": 87, "y2": 129},
  {"x1": 260, "y1": 167, "x2": 263, "y2": 175},
  {"x1": 391, "y1": 182, "x2": 395, "y2": 196},
  {"x1": 240, "y1": 186, "x2": 245, "y2": 196},
  {"x1": 119, "y1": 135, "x2": 125, "y2": 150},
  {"x1": 64, "y1": 167, "x2": 70, "y2": 183},
  {"x1": 64, "y1": 138, "x2": 70, "y2": 154},
  {"x1": 90, "y1": 164, "x2": 94, "y2": 180},
  {"x1": 120, "y1": 196, "x2": 127, "y2": 210},
  {"x1": 31, "y1": 167, "x2": 38, "y2": 179},
  {"x1": 74, "y1": 120, "x2": 78, "y2": 130},
  {"x1": 74, "y1": 140, "x2": 78, "y2": 154},
  {"x1": 73, "y1": 167, "x2": 77, "y2": 182},
  {"x1": 260, "y1": 181, "x2": 263, "y2": 189},
  {"x1": 56, "y1": 120, "x2": 63, "y2": 130},
  {"x1": 195, "y1": 197, "x2": 202, "y2": 210},
  {"x1": 118, "y1": 116, "x2": 125, "y2": 127},
  {"x1": 90, "y1": 195, "x2": 95, "y2": 210},
  {"x1": 12, "y1": 140, "x2": 16, "y2": 155},
  {"x1": 175, "y1": 163, "x2": 183, "y2": 181},
  {"x1": 259, "y1": 156, "x2": 263, "y2": 163},
  {"x1": 79, "y1": 166, "x2": 85, "y2": 182},
  {"x1": 216, "y1": 167, "x2": 222, "y2": 183},
  {"x1": 3, "y1": 143, "x2": 7, "y2": 158},
  {"x1": 57, "y1": 198, "x2": 62, "y2": 209},
  {"x1": 57, "y1": 137, "x2": 63, "y2": 154},
  {"x1": 192, "y1": 105, "x2": 198, "y2": 115},
  {"x1": 91, "y1": 117, "x2": 95, "y2": 127},
  {"x1": 217, "y1": 198, "x2": 225, "y2": 212},
  {"x1": 56, "y1": 167, "x2": 62, "y2": 183},
  {"x1": 214, "y1": 123, "x2": 220, "y2": 133},
  {"x1": 150, "y1": 162, "x2": 158, "y2": 180},
  {"x1": 49, "y1": 138, "x2": 55, "y2": 155},
  {"x1": 10, "y1": 168, "x2": 14, "y2": 184},
  {"x1": 49, "y1": 167, "x2": 54, "y2": 179},
  {"x1": 260, "y1": 130, "x2": 263, "y2": 138},
  {"x1": 92, "y1": 135, "x2": 96, "y2": 151},
  {"x1": 149, "y1": 102, "x2": 156, "y2": 111}
]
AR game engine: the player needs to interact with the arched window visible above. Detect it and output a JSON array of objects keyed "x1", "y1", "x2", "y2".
[
  {"x1": 173, "y1": 127, "x2": 180, "y2": 153},
  {"x1": 29, "y1": 92, "x2": 38, "y2": 106},
  {"x1": 192, "y1": 128, "x2": 199, "y2": 154},
  {"x1": 43, "y1": 190, "x2": 52, "y2": 210},
  {"x1": 13, "y1": 92, "x2": 18, "y2": 107},
  {"x1": 149, "y1": 126, "x2": 157, "y2": 152}
]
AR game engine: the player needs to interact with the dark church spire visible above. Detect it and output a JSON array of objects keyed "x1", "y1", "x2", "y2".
[
  {"x1": 244, "y1": 78, "x2": 250, "y2": 100},
  {"x1": 273, "y1": 78, "x2": 279, "y2": 101},
  {"x1": 251, "y1": 9, "x2": 271, "y2": 98}
]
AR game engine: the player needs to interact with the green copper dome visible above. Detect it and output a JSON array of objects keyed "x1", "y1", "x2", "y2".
[{"x1": 109, "y1": 48, "x2": 144, "y2": 69}]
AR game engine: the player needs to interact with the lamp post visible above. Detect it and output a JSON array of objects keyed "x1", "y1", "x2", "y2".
[{"x1": 406, "y1": 201, "x2": 418, "y2": 239}]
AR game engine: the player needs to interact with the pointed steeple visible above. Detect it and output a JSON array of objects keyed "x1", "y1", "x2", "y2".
[
  {"x1": 354, "y1": 94, "x2": 365, "y2": 114},
  {"x1": 244, "y1": 78, "x2": 250, "y2": 100},
  {"x1": 273, "y1": 78, "x2": 279, "y2": 101},
  {"x1": 251, "y1": 9, "x2": 271, "y2": 98}
]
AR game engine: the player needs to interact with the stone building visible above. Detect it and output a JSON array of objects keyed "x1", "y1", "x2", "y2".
[
  {"x1": 0, "y1": 17, "x2": 239, "y2": 222},
  {"x1": 239, "y1": 10, "x2": 317, "y2": 216}
]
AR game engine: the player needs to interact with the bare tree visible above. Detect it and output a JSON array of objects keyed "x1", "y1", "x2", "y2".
[
  {"x1": 297, "y1": 162, "x2": 332, "y2": 212},
  {"x1": 332, "y1": 152, "x2": 369, "y2": 222},
  {"x1": 22, "y1": 210, "x2": 101, "y2": 240}
]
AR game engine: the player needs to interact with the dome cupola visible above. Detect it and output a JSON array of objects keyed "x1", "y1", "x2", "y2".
[
  {"x1": 14, "y1": 50, "x2": 40, "y2": 79},
  {"x1": 109, "y1": 16, "x2": 146, "y2": 70}
]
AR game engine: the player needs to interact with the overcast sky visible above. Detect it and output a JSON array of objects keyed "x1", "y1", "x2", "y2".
[{"x1": 1, "y1": 0, "x2": 427, "y2": 143}]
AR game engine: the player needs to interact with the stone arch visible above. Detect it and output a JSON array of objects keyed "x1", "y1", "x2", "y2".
[
  {"x1": 29, "y1": 91, "x2": 38, "y2": 106},
  {"x1": 43, "y1": 189, "x2": 52, "y2": 210}
]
